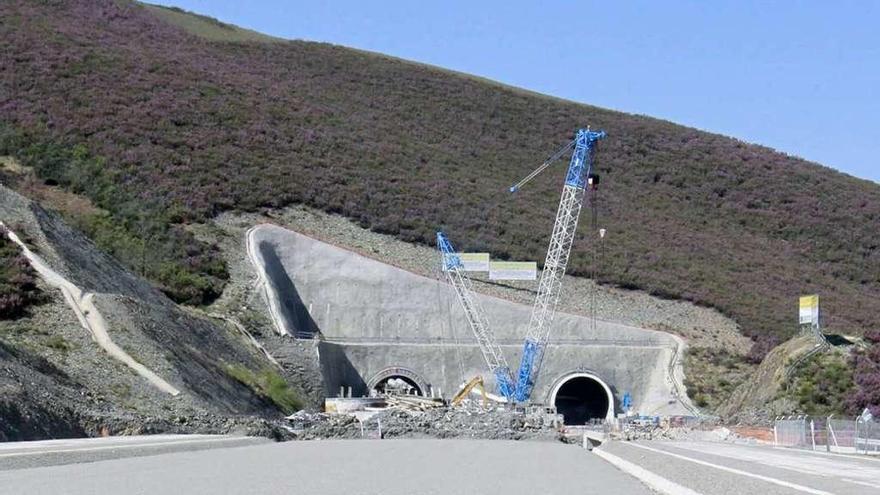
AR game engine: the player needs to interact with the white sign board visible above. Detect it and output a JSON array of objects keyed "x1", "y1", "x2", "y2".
[
  {"x1": 456, "y1": 253, "x2": 490, "y2": 272},
  {"x1": 799, "y1": 295, "x2": 819, "y2": 325},
  {"x1": 489, "y1": 261, "x2": 537, "y2": 281}
]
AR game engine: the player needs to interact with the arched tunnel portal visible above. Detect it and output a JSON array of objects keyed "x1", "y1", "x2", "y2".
[
  {"x1": 548, "y1": 372, "x2": 615, "y2": 425},
  {"x1": 366, "y1": 367, "x2": 429, "y2": 396}
]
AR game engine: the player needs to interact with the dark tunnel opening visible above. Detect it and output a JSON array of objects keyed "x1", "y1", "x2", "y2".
[
  {"x1": 373, "y1": 376, "x2": 423, "y2": 396},
  {"x1": 553, "y1": 376, "x2": 610, "y2": 425}
]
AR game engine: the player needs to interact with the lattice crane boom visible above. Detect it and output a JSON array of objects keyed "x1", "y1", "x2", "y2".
[
  {"x1": 436, "y1": 232, "x2": 516, "y2": 400},
  {"x1": 510, "y1": 128, "x2": 606, "y2": 403}
]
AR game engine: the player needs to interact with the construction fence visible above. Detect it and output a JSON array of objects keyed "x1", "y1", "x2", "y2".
[{"x1": 774, "y1": 416, "x2": 880, "y2": 455}]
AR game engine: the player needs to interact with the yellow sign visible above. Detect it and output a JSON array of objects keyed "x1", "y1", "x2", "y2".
[{"x1": 799, "y1": 295, "x2": 819, "y2": 325}]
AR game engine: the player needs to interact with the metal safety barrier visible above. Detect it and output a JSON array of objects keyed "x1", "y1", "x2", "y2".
[{"x1": 774, "y1": 415, "x2": 880, "y2": 455}]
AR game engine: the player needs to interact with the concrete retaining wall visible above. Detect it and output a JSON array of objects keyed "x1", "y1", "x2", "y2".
[{"x1": 250, "y1": 224, "x2": 691, "y2": 415}]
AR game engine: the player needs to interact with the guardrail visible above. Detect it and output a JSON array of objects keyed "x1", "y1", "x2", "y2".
[
  {"x1": 783, "y1": 340, "x2": 830, "y2": 380},
  {"x1": 774, "y1": 415, "x2": 880, "y2": 455}
]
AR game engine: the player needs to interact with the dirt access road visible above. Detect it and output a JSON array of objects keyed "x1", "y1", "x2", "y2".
[{"x1": 1, "y1": 222, "x2": 180, "y2": 396}]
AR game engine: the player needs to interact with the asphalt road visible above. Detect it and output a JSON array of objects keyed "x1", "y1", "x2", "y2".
[
  {"x1": 5, "y1": 435, "x2": 877, "y2": 494},
  {"x1": 600, "y1": 439, "x2": 880, "y2": 495},
  {"x1": 0, "y1": 434, "x2": 268, "y2": 471},
  {"x1": 0, "y1": 437, "x2": 652, "y2": 495}
]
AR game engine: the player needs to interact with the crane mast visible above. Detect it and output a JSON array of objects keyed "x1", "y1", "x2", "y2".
[
  {"x1": 511, "y1": 128, "x2": 606, "y2": 403},
  {"x1": 436, "y1": 232, "x2": 516, "y2": 400}
]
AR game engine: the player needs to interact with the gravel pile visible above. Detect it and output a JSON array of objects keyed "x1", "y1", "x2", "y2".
[
  {"x1": 76, "y1": 411, "x2": 295, "y2": 441},
  {"x1": 287, "y1": 407, "x2": 563, "y2": 441},
  {"x1": 612, "y1": 424, "x2": 735, "y2": 442}
]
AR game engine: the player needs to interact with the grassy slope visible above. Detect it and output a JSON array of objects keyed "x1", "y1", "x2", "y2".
[
  {"x1": 139, "y1": 3, "x2": 282, "y2": 43},
  {"x1": 1, "y1": 0, "x2": 878, "y2": 356}
]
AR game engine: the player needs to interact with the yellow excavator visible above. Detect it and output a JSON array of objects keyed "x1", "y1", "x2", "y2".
[{"x1": 450, "y1": 376, "x2": 488, "y2": 408}]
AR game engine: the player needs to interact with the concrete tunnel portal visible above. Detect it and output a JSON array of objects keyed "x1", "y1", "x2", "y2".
[
  {"x1": 549, "y1": 372, "x2": 615, "y2": 425},
  {"x1": 251, "y1": 225, "x2": 693, "y2": 419},
  {"x1": 366, "y1": 367, "x2": 428, "y2": 397}
]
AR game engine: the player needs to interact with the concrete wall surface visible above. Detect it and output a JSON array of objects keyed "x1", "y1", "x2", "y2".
[{"x1": 249, "y1": 224, "x2": 692, "y2": 416}]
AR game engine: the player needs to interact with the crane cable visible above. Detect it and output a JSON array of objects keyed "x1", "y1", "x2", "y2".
[
  {"x1": 590, "y1": 179, "x2": 599, "y2": 333},
  {"x1": 436, "y1": 262, "x2": 467, "y2": 394},
  {"x1": 440, "y1": 139, "x2": 575, "y2": 277}
]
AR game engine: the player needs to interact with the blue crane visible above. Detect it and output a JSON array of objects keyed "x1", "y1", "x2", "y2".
[
  {"x1": 436, "y1": 232, "x2": 516, "y2": 400},
  {"x1": 509, "y1": 127, "x2": 606, "y2": 403}
]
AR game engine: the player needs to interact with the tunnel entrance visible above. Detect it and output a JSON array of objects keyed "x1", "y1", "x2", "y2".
[
  {"x1": 372, "y1": 375, "x2": 423, "y2": 396},
  {"x1": 551, "y1": 374, "x2": 612, "y2": 425},
  {"x1": 366, "y1": 367, "x2": 429, "y2": 397}
]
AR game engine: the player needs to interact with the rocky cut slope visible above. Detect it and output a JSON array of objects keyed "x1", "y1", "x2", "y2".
[
  {"x1": 0, "y1": 185, "x2": 298, "y2": 441},
  {"x1": 0, "y1": 0, "x2": 878, "y2": 359}
]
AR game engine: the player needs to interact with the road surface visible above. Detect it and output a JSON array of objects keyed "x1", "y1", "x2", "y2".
[
  {"x1": 0, "y1": 434, "x2": 266, "y2": 471},
  {"x1": 599, "y1": 439, "x2": 880, "y2": 495},
  {"x1": 0, "y1": 437, "x2": 651, "y2": 494},
  {"x1": 4, "y1": 435, "x2": 878, "y2": 494}
]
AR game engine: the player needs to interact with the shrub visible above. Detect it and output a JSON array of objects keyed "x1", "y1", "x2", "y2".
[
  {"x1": 786, "y1": 350, "x2": 856, "y2": 416},
  {"x1": 0, "y1": 227, "x2": 43, "y2": 319},
  {"x1": 224, "y1": 363, "x2": 301, "y2": 414},
  {"x1": 0, "y1": 0, "x2": 877, "y2": 351},
  {"x1": 847, "y1": 330, "x2": 880, "y2": 416},
  {"x1": 44, "y1": 334, "x2": 71, "y2": 352}
]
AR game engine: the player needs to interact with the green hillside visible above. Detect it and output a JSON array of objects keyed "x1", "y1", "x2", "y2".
[
  {"x1": 140, "y1": 3, "x2": 283, "y2": 43},
  {"x1": 1, "y1": 0, "x2": 878, "y2": 358}
]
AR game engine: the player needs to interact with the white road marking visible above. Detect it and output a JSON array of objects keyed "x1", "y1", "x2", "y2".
[
  {"x1": 667, "y1": 441, "x2": 880, "y2": 486},
  {"x1": 843, "y1": 478, "x2": 880, "y2": 489},
  {"x1": 626, "y1": 442, "x2": 836, "y2": 495},
  {"x1": 772, "y1": 446, "x2": 880, "y2": 463},
  {"x1": 593, "y1": 447, "x2": 703, "y2": 495},
  {"x1": 0, "y1": 436, "x2": 251, "y2": 459},
  {"x1": 0, "y1": 434, "x2": 224, "y2": 452}
]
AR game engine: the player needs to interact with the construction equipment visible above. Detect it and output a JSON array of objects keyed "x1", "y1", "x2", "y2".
[
  {"x1": 436, "y1": 232, "x2": 516, "y2": 400},
  {"x1": 510, "y1": 128, "x2": 606, "y2": 403},
  {"x1": 450, "y1": 376, "x2": 488, "y2": 408}
]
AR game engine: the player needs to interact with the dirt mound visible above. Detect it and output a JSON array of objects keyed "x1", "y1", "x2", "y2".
[{"x1": 287, "y1": 408, "x2": 564, "y2": 441}]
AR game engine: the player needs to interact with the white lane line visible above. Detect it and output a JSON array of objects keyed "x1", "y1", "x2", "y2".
[
  {"x1": 593, "y1": 448, "x2": 704, "y2": 495},
  {"x1": 666, "y1": 442, "x2": 836, "y2": 479},
  {"x1": 843, "y1": 478, "x2": 880, "y2": 489},
  {"x1": 0, "y1": 434, "x2": 223, "y2": 452},
  {"x1": 0, "y1": 436, "x2": 253, "y2": 459},
  {"x1": 772, "y1": 446, "x2": 880, "y2": 463},
  {"x1": 668, "y1": 441, "x2": 880, "y2": 486},
  {"x1": 626, "y1": 443, "x2": 836, "y2": 495}
]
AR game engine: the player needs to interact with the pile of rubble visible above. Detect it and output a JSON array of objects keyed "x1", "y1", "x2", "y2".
[
  {"x1": 286, "y1": 404, "x2": 564, "y2": 441},
  {"x1": 610, "y1": 423, "x2": 735, "y2": 442},
  {"x1": 384, "y1": 394, "x2": 445, "y2": 411}
]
